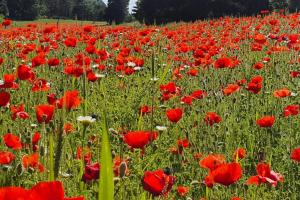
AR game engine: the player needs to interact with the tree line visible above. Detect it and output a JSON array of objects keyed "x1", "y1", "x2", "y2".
[
  {"x1": 134, "y1": 0, "x2": 300, "y2": 25},
  {"x1": 0, "y1": 0, "x2": 300, "y2": 24},
  {"x1": 0, "y1": 0, "x2": 107, "y2": 21}
]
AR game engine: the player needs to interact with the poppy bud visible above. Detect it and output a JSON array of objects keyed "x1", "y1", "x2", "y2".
[
  {"x1": 16, "y1": 163, "x2": 23, "y2": 175},
  {"x1": 163, "y1": 167, "x2": 173, "y2": 175},
  {"x1": 119, "y1": 161, "x2": 127, "y2": 178},
  {"x1": 40, "y1": 146, "x2": 45, "y2": 156}
]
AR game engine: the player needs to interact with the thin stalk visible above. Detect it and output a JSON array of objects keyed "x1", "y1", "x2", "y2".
[{"x1": 48, "y1": 132, "x2": 55, "y2": 181}]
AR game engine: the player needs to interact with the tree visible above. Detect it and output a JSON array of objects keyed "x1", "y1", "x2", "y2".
[
  {"x1": 73, "y1": 0, "x2": 87, "y2": 20},
  {"x1": 270, "y1": 0, "x2": 288, "y2": 11},
  {"x1": 243, "y1": 0, "x2": 269, "y2": 15},
  {"x1": 36, "y1": 0, "x2": 49, "y2": 18},
  {"x1": 133, "y1": 0, "x2": 160, "y2": 24},
  {"x1": 105, "y1": 0, "x2": 129, "y2": 24},
  {"x1": 289, "y1": 0, "x2": 300, "y2": 12},
  {"x1": 0, "y1": 0, "x2": 8, "y2": 17},
  {"x1": 84, "y1": 0, "x2": 106, "y2": 21},
  {"x1": 7, "y1": 0, "x2": 38, "y2": 20}
]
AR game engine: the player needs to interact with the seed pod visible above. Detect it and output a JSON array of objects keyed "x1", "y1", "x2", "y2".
[
  {"x1": 119, "y1": 161, "x2": 127, "y2": 178},
  {"x1": 16, "y1": 163, "x2": 23, "y2": 175},
  {"x1": 40, "y1": 146, "x2": 45, "y2": 156}
]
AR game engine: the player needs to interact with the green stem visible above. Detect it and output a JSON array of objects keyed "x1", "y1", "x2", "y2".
[
  {"x1": 49, "y1": 132, "x2": 55, "y2": 181},
  {"x1": 206, "y1": 186, "x2": 209, "y2": 200},
  {"x1": 83, "y1": 68, "x2": 87, "y2": 116},
  {"x1": 80, "y1": 125, "x2": 88, "y2": 192},
  {"x1": 54, "y1": 123, "x2": 64, "y2": 179}
]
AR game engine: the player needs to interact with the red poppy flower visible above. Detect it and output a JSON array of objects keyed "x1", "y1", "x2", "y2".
[
  {"x1": 43, "y1": 25, "x2": 55, "y2": 34},
  {"x1": 191, "y1": 89, "x2": 207, "y2": 99},
  {"x1": 273, "y1": 88, "x2": 291, "y2": 98},
  {"x1": 83, "y1": 25, "x2": 93, "y2": 32},
  {"x1": 35, "y1": 104, "x2": 55, "y2": 124},
  {"x1": 76, "y1": 147, "x2": 92, "y2": 164},
  {"x1": 0, "y1": 151, "x2": 15, "y2": 165},
  {"x1": 193, "y1": 152, "x2": 202, "y2": 160},
  {"x1": 236, "y1": 79, "x2": 246, "y2": 86},
  {"x1": 10, "y1": 104, "x2": 29, "y2": 120},
  {"x1": 31, "y1": 79, "x2": 50, "y2": 92},
  {"x1": 2, "y1": 19, "x2": 12, "y2": 26},
  {"x1": 291, "y1": 147, "x2": 300, "y2": 162},
  {"x1": 204, "y1": 112, "x2": 222, "y2": 126},
  {"x1": 17, "y1": 64, "x2": 35, "y2": 81},
  {"x1": 177, "y1": 139, "x2": 189, "y2": 148},
  {"x1": 253, "y1": 62, "x2": 264, "y2": 70},
  {"x1": 214, "y1": 57, "x2": 232, "y2": 69},
  {"x1": 254, "y1": 34, "x2": 267, "y2": 44},
  {"x1": 256, "y1": 116, "x2": 275, "y2": 128},
  {"x1": 22, "y1": 153, "x2": 44, "y2": 172},
  {"x1": 48, "y1": 58, "x2": 60, "y2": 67},
  {"x1": 223, "y1": 84, "x2": 240, "y2": 96},
  {"x1": 0, "y1": 181, "x2": 84, "y2": 200},
  {"x1": 187, "y1": 68, "x2": 198, "y2": 76},
  {"x1": 233, "y1": 148, "x2": 246, "y2": 162},
  {"x1": 32, "y1": 55, "x2": 46, "y2": 68},
  {"x1": 30, "y1": 181, "x2": 64, "y2": 200},
  {"x1": 64, "y1": 37, "x2": 77, "y2": 47},
  {"x1": 142, "y1": 169, "x2": 175, "y2": 196},
  {"x1": 200, "y1": 154, "x2": 225, "y2": 171},
  {"x1": 31, "y1": 132, "x2": 40, "y2": 145},
  {"x1": 86, "y1": 71, "x2": 98, "y2": 82},
  {"x1": 181, "y1": 96, "x2": 193, "y2": 105},
  {"x1": 205, "y1": 162, "x2": 242, "y2": 187},
  {"x1": 0, "y1": 74, "x2": 19, "y2": 89},
  {"x1": 85, "y1": 45, "x2": 96, "y2": 54},
  {"x1": 246, "y1": 163, "x2": 283, "y2": 187},
  {"x1": 0, "y1": 91, "x2": 10, "y2": 107},
  {"x1": 177, "y1": 186, "x2": 189, "y2": 197},
  {"x1": 166, "y1": 108, "x2": 183, "y2": 123},
  {"x1": 246, "y1": 76, "x2": 263, "y2": 94},
  {"x1": 31, "y1": 181, "x2": 84, "y2": 200},
  {"x1": 140, "y1": 105, "x2": 151, "y2": 115},
  {"x1": 283, "y1": 105, "x2": 299, "y2": 117},
  {"x1": 32, "y1": 132, "x2": 41, "y2": 152},
  {"x1": 58, "y1": 90, "x2": 81, "y2": 111},
  {"x1": 290, "y1": 71, "x2": 300, "y2": 78},
  {"x1": 160, "y1": 82, "x2": 180, "y2": 95},
  {"x1": 82, "y1": 162, "x2": 100, "y2": 183},
  {"x1": 0, "y1": 187, "x2": 29, "y2": 200},
  {"x1": 64, "y1": 123, "x2": 74, "y2": 134},
  {"x1": 123, "y1": 131, "x2": 157, "y2": 153},
  {"x1": 3, "y1": 133, "x2": 22, "y2": 150}
]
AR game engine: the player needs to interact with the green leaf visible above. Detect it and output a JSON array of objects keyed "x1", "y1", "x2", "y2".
[{"x1": 99, "y1": 90, "x2": 114, "y2": 200}]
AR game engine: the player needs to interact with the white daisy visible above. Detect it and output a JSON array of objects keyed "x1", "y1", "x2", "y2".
[
  {"x1": 127, "y1": 62, "x2": 136, "y2": 67},
  {"x1": 77, "y1": 116, "x2": 96, "y2": 126},
  {"x1": 156, "y1": 126, "x2": 167, "y2": 131},
  {"x1": 92, "y1": 64, "x2": 100, "y2": 69},
  {"x1": 95, "y1": 74, "x2": 106, "y2": 78},
  {"x1": 134, "y1": 66, "x2": 142, "y2": 71}
]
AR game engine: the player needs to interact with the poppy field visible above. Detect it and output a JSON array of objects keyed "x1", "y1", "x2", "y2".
[{"x1": 1, "y1": 12, "x2": 300, "y2": 200}]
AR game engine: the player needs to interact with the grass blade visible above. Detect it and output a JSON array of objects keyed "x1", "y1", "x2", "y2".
[{"x1": 99, "y1": 83, "x2": 114, "y2": 200}]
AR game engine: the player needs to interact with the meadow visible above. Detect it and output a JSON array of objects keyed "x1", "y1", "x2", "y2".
[{"x1": 1, "y1": 12, "x2": 300, "y2": 200}]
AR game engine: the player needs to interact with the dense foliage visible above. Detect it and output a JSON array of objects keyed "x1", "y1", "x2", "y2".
[
  {"x1": 134, "y1": 0, "x2": 300, "y2": 24},
  {"x1": 1, "y1": 0, "x2": 106, "y2": 21},
  {"x1": 105, "y1": 0, "x2": 129, "y2": 24},
  {"x1": 7, "y1": 0, "x2": 38, "y2": 20}
]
